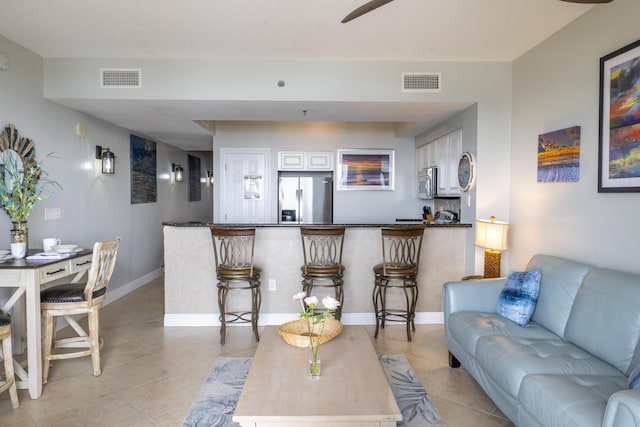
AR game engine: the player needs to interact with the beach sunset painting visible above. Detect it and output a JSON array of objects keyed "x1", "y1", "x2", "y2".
[
  {"x1": 337, "y1": 149, "x2": 394, "y2": 190},
  {"x1": 537, "y1": 126, "x2": 580, "y2": 183}
]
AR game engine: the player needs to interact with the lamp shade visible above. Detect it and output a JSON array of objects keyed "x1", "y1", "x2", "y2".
[{"x1": 475, "y1": 217, "x2": 509, "y2": 251}]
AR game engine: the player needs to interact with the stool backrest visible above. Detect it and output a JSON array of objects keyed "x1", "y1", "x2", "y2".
[
  {"x1": 84, "y1": 237, "x2": 121, "y2": 305},
  {"x1": 300, "y1": 226, "x2": 346, "y2": 274},
  {"x1": 211, "y1": 227, "x2": 257, "y2": 275},
  {"x1": 380, "y1": 226, "x2": 424, "y2": 275}
]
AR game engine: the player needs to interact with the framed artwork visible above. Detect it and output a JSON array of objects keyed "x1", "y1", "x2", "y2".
[
  {"x1": 188, "y1": 154, "x2": 201, "y2": 202},
  {"x1": 130, "y1": 135, "x2": 157, "y2": 204},
  {"x1": 336, "y1": 149, "x2": 394, "y2": 190},
  {"x1": 537, "y1": 126, "x2": 580, "y2": 183},
  {"x1": 599, "y1": 38, "x2": 640, "y2": 192}
]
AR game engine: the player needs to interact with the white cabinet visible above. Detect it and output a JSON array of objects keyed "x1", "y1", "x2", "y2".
[
  {"x1": 278, "y1": 151, "x2": 334, "y2": 171},
  {"x1": 417, "y1": 129, "x2": 462, "y2": 197}
]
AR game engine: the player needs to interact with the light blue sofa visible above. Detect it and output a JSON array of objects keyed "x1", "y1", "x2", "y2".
[{"x1": 444, "y1": 254, "x2": 640, "y2": 427}]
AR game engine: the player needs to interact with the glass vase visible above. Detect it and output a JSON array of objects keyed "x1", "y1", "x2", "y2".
[
  {"x1": 11, "y1": 221, "x2": 28, "y2": 251},
  {"x1": 309, "y1": 358, "x2": 321, "y2": 379}
]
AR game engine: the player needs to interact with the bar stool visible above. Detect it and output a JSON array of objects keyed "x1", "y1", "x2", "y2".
[
  {"x1": 211, "y1": 227, "x2": 261, "y2": 345},
  {"x1": 0, "y1": 314, "x2": 19, "y2": 409},
  {"x1": 300, "y1": 226, "x2": 346, "y2": 320},
  {"x1": 372, "y1": 226, "x2": 424, "y2": 341}
]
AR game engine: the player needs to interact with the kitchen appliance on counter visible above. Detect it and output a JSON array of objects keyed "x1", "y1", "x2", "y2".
[
  {"x1": 417, "y1": 166, "x2": 437, "y2": 199},
  {"x1": 434, "y1": 209, "x2": 459, "y2": 223},
  {"x1": 278, "y1": 171, "x2": 333, "y2": 224}
]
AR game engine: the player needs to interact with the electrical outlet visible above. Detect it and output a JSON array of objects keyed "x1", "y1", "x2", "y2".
[{"x1": 268, "y1": 279, "x2": 277, "y2": 291}]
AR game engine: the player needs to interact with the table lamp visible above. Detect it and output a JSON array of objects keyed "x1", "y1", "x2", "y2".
[{"x1": 475, "y1": 216, "x2": 509, "y2": 278}]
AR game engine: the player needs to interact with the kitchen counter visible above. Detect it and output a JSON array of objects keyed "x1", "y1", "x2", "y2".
[
  {"x1": 162, "y1": 221, "x2": 471, "y2": 228},
  {"x1": 163, "y1": 224, "x2": 468, "y2": 327}
]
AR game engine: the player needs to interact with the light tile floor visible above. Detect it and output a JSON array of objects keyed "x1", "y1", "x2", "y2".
[{"x1": 0, "y1": 276, "x2": 513, "y2": 426}]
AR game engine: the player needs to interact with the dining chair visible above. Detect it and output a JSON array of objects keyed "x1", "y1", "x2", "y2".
[
  {"x1": 0, "y1": 313, "x2": 19, "y2": 408},
  {"x1": 210, "y1": 227, "x2": 261, "y2": 345},
  {"x1": 300, "y1": 226, "x2": 346, "y2": 320},
  {"x1": 40, "y1": 237, "x2": 121, "y2": 383},
  {"x1": 372, "y1": 226, "x2": 424, "y2": 341}
]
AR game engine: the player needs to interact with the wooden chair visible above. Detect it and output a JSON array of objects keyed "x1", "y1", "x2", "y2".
[
  {"x1": 0, "y1": 314, "x2": 18, "y2": 409},
  {"x1": 211, "y1": 227, "x2": 261, "y2": 345},
  {"x1": 372, "y1": 226, "x2": 424, "y2": 341},
  {"x1": 300, "y1": 226, "x2": 346, "y2": 320},
  {"x1": 40, "y1": 237, "x2": 120, "y2": 383}
]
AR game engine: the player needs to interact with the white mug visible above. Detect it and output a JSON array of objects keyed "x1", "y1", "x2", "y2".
[
  {"x1": 43, "y1": 238, "x2": 61, "y2": 252},
  {"x1": 10, "y1": 242, "x2": 26, "y2": 259}
]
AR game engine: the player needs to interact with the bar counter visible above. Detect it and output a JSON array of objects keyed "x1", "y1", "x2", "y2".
[{"x1": 163, "y1": 223, "x2": 471, "y2": 327}]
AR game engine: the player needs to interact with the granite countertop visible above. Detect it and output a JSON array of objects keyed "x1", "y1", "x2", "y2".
[{"x1": 163, "y1": 221, "x2": 471, "y2": 228}]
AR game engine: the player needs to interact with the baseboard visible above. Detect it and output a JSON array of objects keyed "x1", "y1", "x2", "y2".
[
  {"x1": 164, "y1": 311, "x2": 444, "y2": 327},
  {"x1": 103, "y1": 268, "x2": 164, "y2": 307}
]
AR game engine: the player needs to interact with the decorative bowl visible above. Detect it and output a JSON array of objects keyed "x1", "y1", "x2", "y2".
[{"x1": 278, "y1": 318, "x2": 343, "y2": 348}]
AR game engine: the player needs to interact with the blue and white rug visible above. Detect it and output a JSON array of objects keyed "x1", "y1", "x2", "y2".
[{"x1": 182, "y1": 355, "x2": 446, "y2": 427}]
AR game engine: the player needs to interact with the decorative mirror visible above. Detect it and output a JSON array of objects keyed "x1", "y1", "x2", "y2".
[
  {"x1": 0, "y1": 124, "x2": 37, "y2": 175},
  {"x1": 457, "y1": 151, "x2": 476, "y2": 192}
]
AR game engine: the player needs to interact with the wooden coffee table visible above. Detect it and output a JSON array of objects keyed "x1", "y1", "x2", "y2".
[{"x1": 233, "y1": 325, "x2": 402, "y2": 427}]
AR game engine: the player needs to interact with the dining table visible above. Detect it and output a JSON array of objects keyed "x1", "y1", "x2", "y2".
[{"x1": 0, "y1": 248, "x2": 92, "y2": 399}]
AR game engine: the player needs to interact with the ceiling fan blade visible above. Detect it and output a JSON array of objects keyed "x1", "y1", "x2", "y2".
[
  {"x1": 342, "y1": 0, "x2": 395, "y2": 23},
  {"x1": 559, "y1": 0, "x2": 613, "y2": 3}
]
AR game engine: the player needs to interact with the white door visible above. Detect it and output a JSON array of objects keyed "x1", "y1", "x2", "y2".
[{"x1": 219, "y1": 148, "x2": 270, "y2": 223}]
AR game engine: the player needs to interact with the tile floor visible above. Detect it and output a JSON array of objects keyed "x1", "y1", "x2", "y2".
[{"x1": 0, "y1": 276, "x2": 513, "y2": 426}]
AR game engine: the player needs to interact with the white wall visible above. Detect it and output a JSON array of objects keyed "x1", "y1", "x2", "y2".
[
  {"x1": 511, "y1": 0, "x2": 640, "y2": 273},
  {"x1": 0, "y1": 35, "x2": 213, "y2": 294}
]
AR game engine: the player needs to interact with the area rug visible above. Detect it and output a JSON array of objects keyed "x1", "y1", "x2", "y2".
[{"x1": 182, "y1": 355, "x2": 447, "y2": 427}]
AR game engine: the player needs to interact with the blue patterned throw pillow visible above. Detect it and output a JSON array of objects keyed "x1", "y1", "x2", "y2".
[
  {"x1": 628, "y1": 363, "x2": 640, "y2": 389},
  {"x1": 496, "y1": 270, "x2": 541, "y2": 327}
]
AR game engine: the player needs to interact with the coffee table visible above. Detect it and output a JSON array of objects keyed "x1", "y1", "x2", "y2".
[{"x1": 233, "y1": 325, "x2": 401, "y2": 427}]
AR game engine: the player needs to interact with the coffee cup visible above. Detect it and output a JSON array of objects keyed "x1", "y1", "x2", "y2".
[
  {"x1": 10, "y1": 242, "x2": 26, "y2": 259},
  {"x1": 43, "y1": 238, "x2": 61, "y2": 252}
]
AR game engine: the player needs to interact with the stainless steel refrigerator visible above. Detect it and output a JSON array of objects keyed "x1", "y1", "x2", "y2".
[{"x1": 278, "y1": 171, "x2": 333, "y2": 224}]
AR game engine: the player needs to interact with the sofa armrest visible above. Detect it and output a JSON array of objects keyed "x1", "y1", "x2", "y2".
[
  {"x1": 603, "y1": 389, "x2": 640, "y2": 427},
  {"x1": 443, "y1": 278, "x2": 506, "y2": 318}
]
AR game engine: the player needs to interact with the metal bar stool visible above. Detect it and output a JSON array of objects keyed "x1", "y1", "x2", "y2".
[
  {"x1": 211, "y1": 227, "x2": 261, "y2": 345},
  {"x1": 300, "y1": 226, "x2": 346, "y2": 320},
  {"x1": 372, "y1": 226, "x2": 424, "y2": 341},
  {"x1": 0, "y1": 314, "x2": 19, "y2": 409}
]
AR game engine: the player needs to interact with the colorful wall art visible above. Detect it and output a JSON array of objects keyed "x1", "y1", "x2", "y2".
[
  {"x1": 537, "y1": 126, "x2": 580, "y2": 183},
  {"x1": 130, "y1": 135, "x2": 157, "y2": 204}
]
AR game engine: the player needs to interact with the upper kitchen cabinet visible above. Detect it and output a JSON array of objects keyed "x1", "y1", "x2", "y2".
[
  {"x1": 435, "y1": 130, "x2": 462, "y2": 196},
  {"x1": 278, "y1": 151, "x2": 334, "y2": 171}
]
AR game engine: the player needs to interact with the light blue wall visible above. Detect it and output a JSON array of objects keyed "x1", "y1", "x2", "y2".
[
  {"x1": 0, "y1": 35, "x2": 213, "y2": 294},
  {"x1": 511, "y1": 0, "x2": 640, "y2": 274}
]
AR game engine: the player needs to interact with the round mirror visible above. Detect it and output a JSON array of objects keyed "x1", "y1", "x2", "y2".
[{"x1": 0, "y1": 124, "x2": 37, "y2": 186}]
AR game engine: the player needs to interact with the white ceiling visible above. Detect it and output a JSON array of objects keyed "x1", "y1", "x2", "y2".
[{"x1": 1, "y1": 0, "x2": 597, "y2": 150}]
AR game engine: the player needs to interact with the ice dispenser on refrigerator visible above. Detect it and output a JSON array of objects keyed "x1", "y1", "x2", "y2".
[{"x1": 278, "y1": 171, "x2": 333, "y2": 224}]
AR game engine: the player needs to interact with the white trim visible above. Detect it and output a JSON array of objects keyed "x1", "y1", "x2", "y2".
[
  {"x1": 103, "y1": 268, "x2": 163, "y2": 307},
  {"x1": 164, "y1": 311, "x2": 444, "y2": 327}
]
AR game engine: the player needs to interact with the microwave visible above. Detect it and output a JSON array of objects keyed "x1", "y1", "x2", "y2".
[{"x1": 417, "y1": 167, "x2": 437, "y2": 199}]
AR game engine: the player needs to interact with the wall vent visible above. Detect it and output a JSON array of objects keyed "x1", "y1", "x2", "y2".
[
  {"x1": 100, "y1": 68, "x2": 142, "y2": 88},
  {"x1": 402, "y1": 72, "x2": 441, "y2": 92}
]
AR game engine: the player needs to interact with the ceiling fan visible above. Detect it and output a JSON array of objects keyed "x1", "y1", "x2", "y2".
[{"x1": 341, "y1": 0, "x2": 613, "y2": 23}]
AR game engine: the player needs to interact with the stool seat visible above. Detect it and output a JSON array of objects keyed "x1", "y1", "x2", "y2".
[
  {"x1": 300, "y1": 226, "x2": 346, "y2": 320},
  {"x1": 211, "y1": 226, "x2": 261, "y2": 345},
  {"x1": 373, "y1": 226, "x2": 424, "y2": 342},
  {"x1": 0, "y1": 314, "x2": 19, "y2": 409}
]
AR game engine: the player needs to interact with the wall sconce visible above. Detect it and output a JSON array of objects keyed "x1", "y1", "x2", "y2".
[
  {"x1": 95, "y1": 145, "x2": 115, "y2": 174},
  {"x1": 475, "y1": 216, "x2": 509, "y2": 279},
  {"x1": 207, "y1": 170, "x2": 214, "y2": 184},
  {"x1": 172, "y1": 163, "x2": 184, "y2": 182}
]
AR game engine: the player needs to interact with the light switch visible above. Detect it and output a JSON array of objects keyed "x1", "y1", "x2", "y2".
[{"x1": 44, "y1": 208, "x2": 61, "y2": 220}]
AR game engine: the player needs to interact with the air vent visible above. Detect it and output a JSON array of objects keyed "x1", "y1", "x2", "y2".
[
  {"x1": 402, "y1": 72, "x2": 441, "y2": 92},
  {"x1": 100, "y1": 68, "x2": 142, "y2": 88}
]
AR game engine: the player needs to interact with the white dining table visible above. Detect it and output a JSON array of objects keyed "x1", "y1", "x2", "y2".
[{"x1": 0, "y1": 249, "x2": 92, "y2": 399}]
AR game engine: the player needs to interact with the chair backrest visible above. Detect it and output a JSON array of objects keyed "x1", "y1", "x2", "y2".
[
  {"x1": 380, "y1": 226, "x2": 424, "y2": 275},
  {"x1": 210, "y1": 227, "x2": 257, "y2": 275},
  {"x1": 300, "y1": 226, "x2": 346, "y2": 274},
  {"x1": 83, "y1": 237, "x2": 121, "y2": 305}
]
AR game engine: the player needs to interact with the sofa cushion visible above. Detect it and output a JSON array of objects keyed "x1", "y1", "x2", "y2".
[
  {"x1": 519, "y1": 374, "x2": 626, "y2": 427},
  {"x1": 496, "y1": 270, "x2": 541, "y2": 326},
  {"x1": 628, "y1": 364, "x2": 640, "y2": 389},
  {"x1": 476, "y1": 335, "x2": 622, "y2": 398},
  {"x1": 448, "y1": 312, "x2": 558, "y2": 356},
  {"x1": 565, "y1": 268, "x2": 640, "y2": 375},
  {"x1": 526, "y1": 254, "x2": 593, "y2": 338}
]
